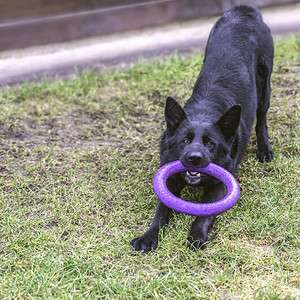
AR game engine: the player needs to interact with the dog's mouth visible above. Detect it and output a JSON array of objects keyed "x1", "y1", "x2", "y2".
[
  {"x1": 183, "y1": 171, "x2": 203, "y2": 185},
  {"x1": 187, "y1": 171, "x2": 201, "y2": 178}
]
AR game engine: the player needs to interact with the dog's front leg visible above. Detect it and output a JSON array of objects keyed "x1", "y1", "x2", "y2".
[
  {"x1": 131, "y1": 174, "x2": 184, "y2": 252},
  {"x1": 187, "y1": 182, "x2": 226, "y2": 251},
  {"x1": 130, "y1": 200, "x2": 172, "y2": 252}
]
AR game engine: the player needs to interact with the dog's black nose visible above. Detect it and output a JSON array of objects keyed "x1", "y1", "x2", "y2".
[{"x1": 187, "y1": 152, "x2": 203, "y2": 165}]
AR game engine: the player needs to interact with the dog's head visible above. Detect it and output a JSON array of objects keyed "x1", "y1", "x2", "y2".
[{"x1": 164, "y1": 96, "x2": 241, "y2": 185}]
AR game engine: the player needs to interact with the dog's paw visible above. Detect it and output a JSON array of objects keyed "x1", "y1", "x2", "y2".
[
  {"x1": 185, "y1": 236, "x2": 207, "y2": 251},
  {"x1": 130, "y1": 234, "x2": 158, "y2": 252},
  {"x1": 257, "y1": 149, "x2": 274, "y2": 163}
]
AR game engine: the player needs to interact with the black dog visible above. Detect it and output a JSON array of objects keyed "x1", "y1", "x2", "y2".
[{"x1": 131, "y1": 5, "x2": 274, "y2": 252}]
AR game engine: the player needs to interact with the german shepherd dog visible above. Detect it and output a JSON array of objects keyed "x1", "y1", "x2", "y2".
[{"x1": 131, "y1": 5, "x2": 274, "y2": 252}]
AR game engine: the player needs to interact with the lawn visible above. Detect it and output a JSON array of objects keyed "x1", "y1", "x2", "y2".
[{"x1": 0, "y1": 34, "x2": 299, "y2": 299}]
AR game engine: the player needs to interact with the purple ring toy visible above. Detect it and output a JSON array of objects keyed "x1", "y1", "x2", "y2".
[{"x1": 153, "y1": 160, "x2": 240, "y2": 216}]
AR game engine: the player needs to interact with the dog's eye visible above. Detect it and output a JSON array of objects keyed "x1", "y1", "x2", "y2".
[
  {"x1": 203, "y1": 136, "x2": 213, "y2": 147},
  {"x1": 183, "y1": 138, "x2": 190, "y2": 144}
]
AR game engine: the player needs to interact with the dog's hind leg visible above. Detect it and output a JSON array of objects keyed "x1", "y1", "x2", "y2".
[{"x1": 255, "y1": 59, "x2": 274, "y2": 162}]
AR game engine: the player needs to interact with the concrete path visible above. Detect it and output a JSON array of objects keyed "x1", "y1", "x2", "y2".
[{"x1": 0, "y1": 3, "x2": 300, "y2": 86}]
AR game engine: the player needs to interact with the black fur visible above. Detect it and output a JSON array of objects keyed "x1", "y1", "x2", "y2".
[{"x1": 131, "y1": 6, "x2": 274, "y2": 252}]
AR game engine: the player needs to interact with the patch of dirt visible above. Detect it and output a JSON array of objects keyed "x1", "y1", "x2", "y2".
[{"x1": 1, "y1": 108, "x2": 113, "y2": 152}]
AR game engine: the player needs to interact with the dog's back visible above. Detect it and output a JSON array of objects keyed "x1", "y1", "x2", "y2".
[{"x1": 184, "y1": 5, "x2": 274, "y2": 168}]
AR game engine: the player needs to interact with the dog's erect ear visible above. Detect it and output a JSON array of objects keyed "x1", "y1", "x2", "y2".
[
  {"x1": 217, "y1": 105, "x2": 241, "y2": 139},
  {"x1": 165, "y1": 96, "x2": 187, "y2": 133}
]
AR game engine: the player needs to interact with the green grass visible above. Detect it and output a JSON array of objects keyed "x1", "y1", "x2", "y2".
[{"x1": 0, "y1": 34, "x2": 299, "y2": 299}]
